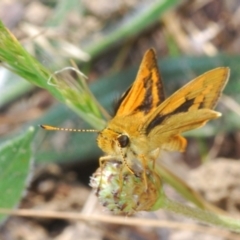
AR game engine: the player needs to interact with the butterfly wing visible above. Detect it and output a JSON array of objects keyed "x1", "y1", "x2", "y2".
[
  {"x1": 144, "y1": 67, "x2": 230, "y2": 152},
  {"x1": 115, "y1": 49, "x2": 165, "y2": 118}
]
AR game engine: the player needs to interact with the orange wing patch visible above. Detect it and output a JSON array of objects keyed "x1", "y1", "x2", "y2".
[
  {"x1": 161, "y1": 135, "x2": 187, "y2": 152},
  {"x1": 115, "y1": 49, "x2": 165, "y2": 117}
]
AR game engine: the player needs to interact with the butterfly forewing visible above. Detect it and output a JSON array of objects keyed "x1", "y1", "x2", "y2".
[{"x1": 115, "y1": 49, "x2": 165, "y2": 118}]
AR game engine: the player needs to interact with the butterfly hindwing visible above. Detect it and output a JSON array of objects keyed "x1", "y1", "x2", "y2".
[
  {"x1": 115, "y1": 49, "x2": 165, "y2": 117},
  {"x1": 144, "y1": 67, "x2": 230, "y2": 152},
  {"x1": 145, "y1": 67, "x2": 229, "y2": 133},
  {"x1": 147, "y1": 109, "x2": 222, "y2": 152}
]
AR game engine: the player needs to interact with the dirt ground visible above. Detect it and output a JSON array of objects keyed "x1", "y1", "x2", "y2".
[{"x1": 0, "y1": 0, "x2": 240, "y2": 239}]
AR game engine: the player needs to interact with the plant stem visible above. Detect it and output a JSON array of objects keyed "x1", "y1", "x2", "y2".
[
  {"x1": 160, "y1": 196, "x2": 240, "y2": 233},
  {"x1": 85, "y1": 0, "x2": 183, "y2": 58}
]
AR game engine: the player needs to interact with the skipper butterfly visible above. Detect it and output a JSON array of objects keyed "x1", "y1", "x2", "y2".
[{"x1": 41, "y1": 49, "x2": 229, "y2": 189}]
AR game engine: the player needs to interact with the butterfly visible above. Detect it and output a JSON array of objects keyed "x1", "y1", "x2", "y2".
[
  {"x1": 96, "y1": 49, "x2": 229, "y2": 188},
  {"x1": 42, "y1": 49, "x2": 230, "y2": 190}
]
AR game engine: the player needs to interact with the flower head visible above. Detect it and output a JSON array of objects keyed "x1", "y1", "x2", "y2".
[{"x1": 90, "y1": 160, "x2": 163, "y2": 215}]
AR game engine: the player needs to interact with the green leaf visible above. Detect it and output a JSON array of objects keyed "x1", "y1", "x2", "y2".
[{"x1": 0, "y1": 127, "x2": 35, "y2": 221}]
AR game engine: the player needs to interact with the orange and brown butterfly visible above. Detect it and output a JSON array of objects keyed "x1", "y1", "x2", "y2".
[{"x1": 41, "y1": 49, "x2": 230, "y2": 189}]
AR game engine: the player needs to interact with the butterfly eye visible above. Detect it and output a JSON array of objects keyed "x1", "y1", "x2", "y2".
[{"x1": 117, "y1": 134, "x2": 129, "y2": 148}]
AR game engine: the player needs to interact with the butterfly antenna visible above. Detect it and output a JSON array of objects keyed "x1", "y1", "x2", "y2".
[{"x1": 40, "y1": 125, "x2": 99, "y2": 133}]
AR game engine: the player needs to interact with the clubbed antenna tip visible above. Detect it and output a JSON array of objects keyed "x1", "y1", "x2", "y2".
[{"x1": 39, "y1": 124, "x2": 99, "y2": 133}]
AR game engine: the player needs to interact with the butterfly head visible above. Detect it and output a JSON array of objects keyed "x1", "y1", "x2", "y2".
[{"x1": 97, "y1": 128, "x2": 130, "y2": 157}]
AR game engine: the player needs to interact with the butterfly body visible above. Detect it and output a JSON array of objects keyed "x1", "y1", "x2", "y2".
[
  {"x1": 41, "y1": 48, "x2": 230, "y2": 190},
  {"x1": 97, "y1": 49, "x2": 229, "y2": 183}
]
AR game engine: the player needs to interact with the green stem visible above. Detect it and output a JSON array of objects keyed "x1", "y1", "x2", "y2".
[
  {"x1": 0, "y1": 21, "x2": 105, "y2": 130},
  {"x1": 85, "y1": 0, "x2": 183, "y2": 58},
  {"x1": 155, "y1": 164, "x2": 225, "y2": 215},
  {"x1": 159, "y1": 195, "x2": 240, "y2": 232}
]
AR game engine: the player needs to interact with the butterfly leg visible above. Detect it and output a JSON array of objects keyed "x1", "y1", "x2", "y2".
[
  {"x1": 99, "y1": 155, "x2": 114, "y2": 168},
  {"x1": 139, "y1": 154, "x2": 148, "y2": 191},
  {"x1": 98, "y1": 155, "x2": 116, "y2": 191},
  {"x1": 99, "y1": 155, "x2": 125, "y2": 193},
  {"x1": 151, "y1": 148, "x2": 160, "y2": 170}
]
